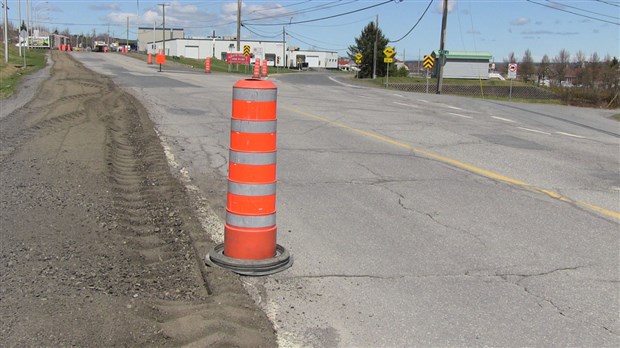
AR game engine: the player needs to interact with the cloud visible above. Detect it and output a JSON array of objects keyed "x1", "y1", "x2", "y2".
[
  {"x1": 90, "y1": 3, "x2": 121, "y2": 11},
  {"x1": 521, "y1": 30, "x2": 578, "y2": 36},
  {"x1": 510, "y1": 17, "x2": 530, "y2": 26}
]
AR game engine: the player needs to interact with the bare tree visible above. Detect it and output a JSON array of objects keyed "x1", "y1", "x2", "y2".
[
  {"x1": 574, "y1": 50, "x2": 588, "y2": 86},
  {"x1": 538, "y1": 54, "x2": 551, "y2": 86},
  {"x1": 588, "y1": 52, "x2": 601, "y2": 88},
  {"x1": 552, "y1": 49, "x2": 570, "y2": 86},
  {"x1": 520, "y1": 49, "x2": 535, "y2": 83}
]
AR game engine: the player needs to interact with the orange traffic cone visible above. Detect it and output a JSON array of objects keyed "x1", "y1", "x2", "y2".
[
  {"x1": 253, "y1": 58, "x2": 260, "y2": 79},
  {"x1": 206, "y1": 78, "x2": 292, "y2": 275},
  {"x1": 261, "y1": 59, "x2": 268, "y2": 77}
]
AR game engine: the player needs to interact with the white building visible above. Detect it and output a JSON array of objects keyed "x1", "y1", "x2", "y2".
[
  {"x1": 288, "y1": 50, "x2": 339, "y2": 69},
  {"x1": 145, "y1": 32, "x2": 339, "y2": 70},
  {"x1": 150, "y1": 38, "x2": 287, "y2": 67}
]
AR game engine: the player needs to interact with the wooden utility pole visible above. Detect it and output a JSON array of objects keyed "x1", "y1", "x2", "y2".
[
  {"x1": 3, "y1": 0, "x2": 8, "y2": 63},
  {"x1": 159, "y1": 3, "x2": 167, "y2": 55},
  {"x1": 236, "y1": 0, "x2": 241, "y2": 51},
  {"x1": 373, "y1": 15, "x2": 378, "y2": 79},
  {"x1": 436, "y1": 0, "x2": 448, "y2": 94}
]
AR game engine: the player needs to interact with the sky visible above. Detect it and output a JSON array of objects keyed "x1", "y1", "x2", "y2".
[{"x1": 5, "y1": 0, "x2": 620, "y2": 62}]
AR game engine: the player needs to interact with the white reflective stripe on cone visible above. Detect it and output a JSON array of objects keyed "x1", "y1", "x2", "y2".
[
  {"x1": 229, "y1": 150, "x2": 276, "y2": 165},
  {"x1": 231, "y1": 119, "x2": 277, "y2": 133},
  {"x1": 226, "y1": 211, "x2": 276, "y2": 228},
  {"x1": 228, "y1": 181, "x2": 276, "y2": 196}
]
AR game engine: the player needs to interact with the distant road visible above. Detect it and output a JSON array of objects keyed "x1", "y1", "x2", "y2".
[{"x1": 74, "y1": 52, "x2": 619, "y2": 347}]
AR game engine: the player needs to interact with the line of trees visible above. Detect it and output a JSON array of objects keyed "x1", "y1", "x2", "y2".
[{"x1": 504, "y1": 49, "x2": 619, "y2": 89}]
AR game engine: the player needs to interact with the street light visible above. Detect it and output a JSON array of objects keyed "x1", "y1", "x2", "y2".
[{"x1": 33, "y1": 1, "x2": 47, "y2": 34}]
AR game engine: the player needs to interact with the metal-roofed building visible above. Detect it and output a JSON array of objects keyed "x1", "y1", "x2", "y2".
[{"x1": 432, "y1": 51, "x2": 492, "y2": 79}]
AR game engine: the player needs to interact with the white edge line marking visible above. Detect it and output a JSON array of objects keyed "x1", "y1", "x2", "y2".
[
  {"x1": 556, "y1": 132, "x2": 586, "y2": 139},
  {"x1": 418, "y1": 99, "x2": 430, "y2": 103},
  {"x1": 328, "y1": 76, "x2": 365, "y2": 89},
  {"x1": 393, "y1": 94, "x2": 405, "y2": 98},
  {"x1": 517, "y1": 127, "x2": 551, "y2": 135},
  {"x1": 448, "y1": 112, "x2": 473, "y2": 119},
  {"x1": 445, "y1": 105, "x2": 464, "y2": 111},
  {"x1": 491, "y1": 116, "x2": 516, "y2": 123},
  {"x1": 394, "y1": 101, "x2": 419, "y2": 108}
]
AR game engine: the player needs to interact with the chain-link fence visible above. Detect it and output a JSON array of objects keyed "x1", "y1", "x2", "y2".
[{"x1": 385, "y1": 83, "x2": 559, "y2": 100}]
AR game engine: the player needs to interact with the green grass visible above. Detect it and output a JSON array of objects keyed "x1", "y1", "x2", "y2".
[
  {"x1": 0, "y1": 45, "x2": 48, "y2": 99},
  {"x1": 612, "y1": 114, "x2": 620, "y2": 121},
  {"x1": 372, "y1": 75, "x2": 533, "y2": 87}
]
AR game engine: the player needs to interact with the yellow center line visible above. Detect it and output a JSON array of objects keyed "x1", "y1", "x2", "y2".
[{"x1": 282, "y1": 105, "x2": 620, "y2": 221}]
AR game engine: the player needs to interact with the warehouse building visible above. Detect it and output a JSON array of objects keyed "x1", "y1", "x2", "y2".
[
  {"x1": 149, "y1": 37, "x2": 286, "y2": 67},
  {"x1": 432, "y1": 51, "x2": 492, "y2": 79},
  {"x1": 287, "y1": 49, "x2": 339, "y2": 69},
  {"x1": 138, "y1": 27, "x2": 185, "y2": 52}
]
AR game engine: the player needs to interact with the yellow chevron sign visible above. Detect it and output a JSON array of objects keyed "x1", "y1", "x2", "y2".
[
  {"x1": 423, "y1": 55, "x2": 434, "y2": 69},
  {"x1": 243, "y1": 45, "x2": 250, "y2": 56}
]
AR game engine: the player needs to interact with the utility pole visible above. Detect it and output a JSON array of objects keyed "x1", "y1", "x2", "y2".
[
  {"x1": 372, "y1": 15, "x2": 378, "y2": 79},
  {"x1": 126, "y1": 16, "x2": 129, "y2": 50},
  {"x1": 436, "y1": 0, "x2": 448, "y2": 94},
  {"x1": 18, "y1": 0, "x2": 22, "y2": 57},
  {"x1": 159, "y1": 3, "x2": 167, "y2": 55},
  {"x1": 282, "y1": 26, "x2": 285, "y2": 69},
  {"x1": 236, "y1": 0, "x2": 241, "y2": 51},
  {"x1": 26, "y1": 0, "x2": 30, "y2": 51},
  {"x1": 3, "y1": 0, "x2": 8, "y2": 63}
]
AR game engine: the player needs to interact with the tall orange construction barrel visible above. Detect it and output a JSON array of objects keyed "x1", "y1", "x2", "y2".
[{"x1": 206, "y1": 78, "x2": 292, "y2": 276}]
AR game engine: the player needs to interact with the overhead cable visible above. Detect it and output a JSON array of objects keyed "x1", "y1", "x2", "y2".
[
  {"x1": 245, "y1": 0, "x2": 396, "y2": 26},
  {"x1": 526, "y1": 0, "x2": 619, "y2": 25},
  {"x1": 389, "y1": 0, "x2": 434, "y2": 43}
]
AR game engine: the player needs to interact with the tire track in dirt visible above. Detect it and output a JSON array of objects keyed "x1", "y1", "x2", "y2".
[{"x1": 1, "y1": 51, "x2": 276, "y2": 346}]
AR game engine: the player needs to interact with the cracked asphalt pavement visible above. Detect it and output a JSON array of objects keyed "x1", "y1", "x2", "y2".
[{"x1": 71, "y1": 51, "x2": 619, "y2": 347}]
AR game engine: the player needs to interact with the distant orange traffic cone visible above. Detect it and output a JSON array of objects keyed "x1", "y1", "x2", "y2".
[
  {"x1": 206, "y1": 78, "x2": 292, "y2": 275},
  {"x1": 261, "y1": 59, "x2": 268, "y2": 77},
  {"x1": 205, "y1": 57, "x2": 211, "y2": 73},
  {"x1": 253, "y1": 58, "x2": 260, "y2": 79},
  {"x1": 147, "y1": 53, "x2": 153, "y2": 64}
]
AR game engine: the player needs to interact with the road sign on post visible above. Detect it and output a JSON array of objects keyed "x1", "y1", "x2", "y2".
[
  {"x1": 423, "y1": 55, "x2": 434, "y2": 69},
  {"x1": 243, "y1": 45, "x2": 251, "y2": 57},
  {"x1": 383, "y1": 46, "x2": 395, "y2": 58},
  {"x1": 508, "y1": 63, "x2": 517, "y2": 79},
  {"x1": 383, "y1": 57, "x2": 394, "y2": 63}
]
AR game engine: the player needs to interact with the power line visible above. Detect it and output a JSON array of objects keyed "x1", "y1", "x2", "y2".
[
  {"x1": 245, "y1": 0, "x2": 396, "y2": 26},
  {"x1": 594, "y1": 0, "x2": 620, "y2": 8},
  {"x1": 242, "y1": 0, "x2": 358, "y2": 24},
  {"x1": 545, "y1": 0, "x2": 618, "y2": 20},
  {"x1": 525, "y1": 0, "x2": 619, "y2": 25},
  {"x1": 389, "y1": 0, "x2": 434, "y2": 43},
  {"x1": 286, "y1": 31, "x2": 347, "y2": 51}
]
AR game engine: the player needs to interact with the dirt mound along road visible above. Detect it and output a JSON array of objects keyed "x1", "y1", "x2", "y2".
[{"x1": 0, "y1": 51, "x2": 276, "y2": 347}]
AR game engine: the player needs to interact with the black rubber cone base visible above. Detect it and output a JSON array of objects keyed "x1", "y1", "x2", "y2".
[{"x1": 206, "y1": 243, "x2": 293, "y2": 276}]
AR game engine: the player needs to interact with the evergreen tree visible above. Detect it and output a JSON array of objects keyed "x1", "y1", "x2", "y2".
[{"x1": 348, "y1": 21, "x2": 390, "y2": 79}]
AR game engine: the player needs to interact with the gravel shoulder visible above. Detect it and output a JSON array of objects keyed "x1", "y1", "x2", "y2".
[{"x1": 0, "y1": 51, "x2": 276, "y2": 346}]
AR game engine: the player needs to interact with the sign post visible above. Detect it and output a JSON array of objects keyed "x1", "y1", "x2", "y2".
[
  {"x1": 355, "y1": 52, "x2": 362, "y2": 79},
  {"x1": 508, "y1": 63, "x2": 517, "y2": 100},
  {"x1": 383, "y1": 46, "x2": 395, "y2": 87},
  {"x1": 423, "y1": 55, "x2": 435, "y2": 94}
]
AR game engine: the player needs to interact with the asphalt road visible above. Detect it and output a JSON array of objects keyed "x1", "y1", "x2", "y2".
[{"x1": 72, "y1": 51, "x2": 619, "y2": 347}]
